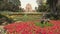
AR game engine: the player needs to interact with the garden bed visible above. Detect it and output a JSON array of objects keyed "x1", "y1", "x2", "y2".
[{"x1": 3, "y1": 20, "x2": 60, "y2": 34}]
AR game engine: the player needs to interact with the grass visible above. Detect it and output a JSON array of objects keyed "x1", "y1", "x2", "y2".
[
  {"x1": 10, "y1": 14, "x2": 41, "y2": 22},
  {"x1": 35, "y1": 22, "x2": 53, "y2": 28}
]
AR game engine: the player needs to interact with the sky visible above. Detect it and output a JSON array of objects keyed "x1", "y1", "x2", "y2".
[{"x1": 20, "y1": 0, "x2": 38, "y2": 10}]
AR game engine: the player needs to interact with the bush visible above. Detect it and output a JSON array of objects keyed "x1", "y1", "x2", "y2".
[
  {"x1": 0, "y1": 14, "x2": 14, "y2": 25},
  {"x1": 45, "y1": 13, "x2": 60, "y2": 20}
]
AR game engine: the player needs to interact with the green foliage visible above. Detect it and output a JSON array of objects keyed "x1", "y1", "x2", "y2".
[
  {"x1": 0, "y1": 14, "x2": 14, "y2": 25},
  {"x1": 0, "y1": 0, "x2": 21, "y2": 12},
  {"x1": 45, "y1": 13, "x2": 60, "y2": 20},
  {"x1": 35, "y1": 22, "x2": 53, "y2": 28},
  {"x1": 46, "y1": 0, "x2": 60, "y2": 20},
  {"x1": 11, "y1": 14, "x2": 40, "y2": 22},
  {"x1": 36, "y1": 0, "x2": 50, "y2": 12},
  {"x1": 37, "y1": 4, "x2": 50, "y2": 12}
]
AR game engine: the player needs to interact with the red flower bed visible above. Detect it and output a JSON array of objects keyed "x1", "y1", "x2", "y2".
[
  {"x1": 4, "y1": 20, "x2": 60, "y2": 34},
  {"x1": 4, "y1": 22, "x2": 41, "y2": 34}
]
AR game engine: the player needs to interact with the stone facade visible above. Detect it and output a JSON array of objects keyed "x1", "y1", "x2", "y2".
[{"x1": 25, "y1": 3, "x2": 32, "y2": 12}]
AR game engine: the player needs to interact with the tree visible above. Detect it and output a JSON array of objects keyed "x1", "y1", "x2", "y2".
[
  {"x1": 36, "y1": 0, "x2": 49, "y2": 12},
  {"x1": 37, "y1": 4, "x2": 49, "y2": 12},
  {"x1": 37, "y1": 0, "x2": 44, "y2": 6},
  {"x1": 37, "y1": 0, "x2": 60, "y2": 19},
  {"x1": 47, "y1": 0, "x2": 60, "y2": 20},
  {"x1": 47, "y1": 0, "x2": 58, "y2": 13},
  {"x1": 0, "y1": 0, "x2": 21, "y2": 11},
  {"x1": 35, "y1": 7, "x2": 38, "y2": 11}
]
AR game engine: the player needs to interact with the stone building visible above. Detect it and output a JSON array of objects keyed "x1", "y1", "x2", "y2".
[{"x1": 25, "y1": 3, "x2": 32, "y2": 12}]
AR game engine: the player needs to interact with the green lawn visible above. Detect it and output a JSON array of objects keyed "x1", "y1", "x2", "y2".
[
  {"x1": 35, "y1": 22, "x2": 53, "y2": 28},
  {"x1": 9, "y1": 14, "x2": 41, "y2": 22}
]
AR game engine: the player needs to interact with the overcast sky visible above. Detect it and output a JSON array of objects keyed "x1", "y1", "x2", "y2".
[{"x1": 20, "y1": 0, "x2": 38, "y2": 10}]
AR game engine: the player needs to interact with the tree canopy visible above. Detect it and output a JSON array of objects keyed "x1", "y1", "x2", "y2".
[
  {"x1": 0, "y1": 0, "x2": 21, "y2": 11},
  {"x1": 37, "y1": 0, "x2": 60, "y2": 20}
]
